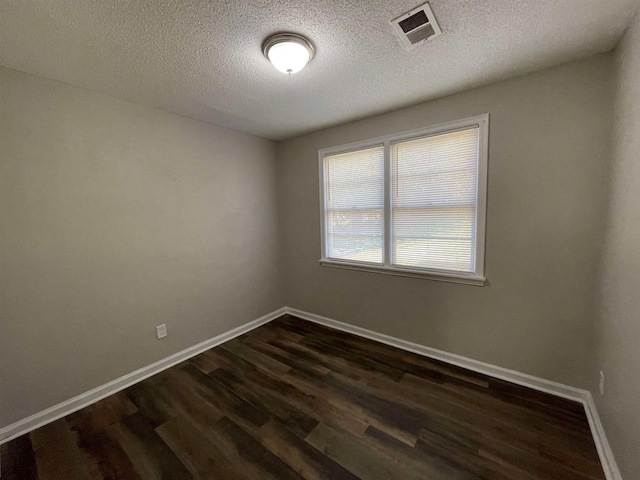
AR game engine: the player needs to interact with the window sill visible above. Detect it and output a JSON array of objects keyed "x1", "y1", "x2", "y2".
[{"x1": 319, "y1": 259, "x2": 486, "y2": 286}]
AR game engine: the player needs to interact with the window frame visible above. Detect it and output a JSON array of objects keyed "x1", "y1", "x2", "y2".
[{"x1": 318, "y1": 114, "x2": 489, "y2": 286}]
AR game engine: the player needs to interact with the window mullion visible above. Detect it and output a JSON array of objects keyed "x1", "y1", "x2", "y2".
[{"x1": 383, "y1": 141, "x2": 392, "y2": 267}]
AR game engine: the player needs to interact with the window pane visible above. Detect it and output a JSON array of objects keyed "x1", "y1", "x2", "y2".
[
  {"x1": 326, "y1": 209, "x2": 383, "y2": 263},
  {"x1": 393, "y1": 206, "x2": 475, "y2": 271},
  {"x1": 324, "y1": 146, "x2": 384, "y2": 263},
  {"x1": 392, "y1": 128, "x2": 479, "y2": 273}
]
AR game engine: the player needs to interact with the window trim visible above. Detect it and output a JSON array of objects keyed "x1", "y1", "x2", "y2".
[{"x1": 318, "y1": 114, "x2": 489, "y2": 286}]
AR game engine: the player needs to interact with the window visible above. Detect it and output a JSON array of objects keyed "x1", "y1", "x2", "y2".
[{"x1": 319, "y1": 115, "x2": 488, "y2": 285}]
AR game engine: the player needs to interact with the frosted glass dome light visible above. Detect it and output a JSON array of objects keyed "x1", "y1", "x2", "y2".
[{"x1": 262, "y1": 33, "x2": 315, "y2": 75}]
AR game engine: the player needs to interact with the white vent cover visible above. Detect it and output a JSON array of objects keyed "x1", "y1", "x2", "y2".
[{"x1": 391, "y1": 2, "x2": 442, "y2": 50}]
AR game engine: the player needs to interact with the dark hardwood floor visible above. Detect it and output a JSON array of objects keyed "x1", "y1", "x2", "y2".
[{"x1": 1, "y1": 315, "x2": 605, "y2": 480}]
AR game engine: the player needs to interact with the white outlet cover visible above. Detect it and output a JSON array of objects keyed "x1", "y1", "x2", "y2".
[
  {"x1": 599, "y1": 370, "x2": 605, "y2": 395},
  {"x1": 156, "y1": 324, "x2": 167, "y2": 339}
]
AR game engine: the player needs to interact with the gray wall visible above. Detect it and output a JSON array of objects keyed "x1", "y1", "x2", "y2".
[
  {"x1": 595, "y1": 11, "x2": 640, "y2": 478},
  {"x1": 277, "y1": 54, "x2": 613, "y2": 390},
  {"x1": 0, "y1": 67, "x2": 283, "y2": 428}
]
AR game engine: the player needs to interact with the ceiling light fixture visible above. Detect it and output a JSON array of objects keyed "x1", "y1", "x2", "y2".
[{"x1": 262, "y1": 33, "x2": 315, "y2": 75}]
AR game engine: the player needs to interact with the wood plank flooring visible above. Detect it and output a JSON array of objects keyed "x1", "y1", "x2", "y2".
[{"x1": 1, "y1": 314, "x2": 605, "y2": 479}]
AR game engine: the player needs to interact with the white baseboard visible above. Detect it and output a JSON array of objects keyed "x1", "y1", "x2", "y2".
[
  {"x1": 283, "y1": 307, "x2": 622, "y2": 480},
  {"x1": 0, "y1": 305, "x2": 621, "y2": 480},
  {"x1": 582, "y1": 394, "x2": 623, "y2": 480},
  {"x1": 0, "y1": 307, "x2": 287, "y2": 445},
  {"x1": 285, "y1": 307, "x2": 587, "y2": 401}
]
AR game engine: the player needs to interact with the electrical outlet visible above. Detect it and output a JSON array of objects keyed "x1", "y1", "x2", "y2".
[
  {"x1": 156, "y1": 324, "x2": 167, "y2": 339},
  {"x1": 599, "y1": 370, "x2": 605, "y2": 395}
]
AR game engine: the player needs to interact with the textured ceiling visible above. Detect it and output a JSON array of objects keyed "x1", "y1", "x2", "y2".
[{"x1": 0, "y1": 0, "x2": 638, "y2": 140}]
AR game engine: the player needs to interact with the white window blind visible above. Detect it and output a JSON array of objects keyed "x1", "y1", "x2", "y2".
[
  {"x1": 391, "y1": 128, "x2": 479, "y2": 273},
  {"x1": 323, "y1": 146, "x2": 384, "y2": 264}
]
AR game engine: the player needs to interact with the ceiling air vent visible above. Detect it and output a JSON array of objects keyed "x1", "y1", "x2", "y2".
[{"x1": 391, "y1": 2, "x2": 442, "y2": 50}]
